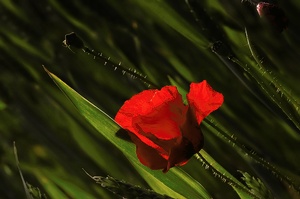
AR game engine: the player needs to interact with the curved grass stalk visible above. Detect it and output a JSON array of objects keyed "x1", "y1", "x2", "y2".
[
  {"x1": 203, "y1": 116, "x2": 300, "y2": 193},
  {"x1": 63, "y1": 32, "x2": 159, "y2": 89},
  {"x1": 195, "y1": 151, "x2": 260, "y2": 199},
  {"x1": 239, "y1": 28, "x2": 300, "y2": 131},
  {"x1": 82, "y1": 47, "x2": 159, "y2": 89},
  {"x1": 14, "y1": 142, "x2": 34, "y2": 199}
]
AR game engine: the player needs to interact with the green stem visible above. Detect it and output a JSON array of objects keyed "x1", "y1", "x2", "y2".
[
  {"x1": 203, "y1": 116, "x2": 300, "y2": 193},
  {"x1": 14, "y1": 142, "x2": 34, "y2": 199},
  {"x1": 63, "y1": 32, "x2": 159, "y2": 89},
  {"x1": 244, "y1": 28, "x2": 300, "y2": 131},
  {"x1": 195, "y1": 151, "x2": 259, "y2": 199},
  {"x1": 82, "y1": 47, "x2": 159, "y2": 89}
]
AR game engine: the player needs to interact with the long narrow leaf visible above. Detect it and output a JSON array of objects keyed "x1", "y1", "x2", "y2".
[{"x1": 45, "y1": 68, "x2": 212, "y2": 199}]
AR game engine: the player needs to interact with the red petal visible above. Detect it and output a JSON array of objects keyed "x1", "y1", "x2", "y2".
[
  {"x1": 187, "y1": 80, "x2": 223, "y2": 124},
  {"x1": 129, "y1": 133, "x2": 168, "y2": 170},
  {"x1": 115, "y1": 89, "x2": 158, "y2": 134},
  {"x1": 161, "y1": 108, "x2": 204, "y2": 173},
  {"x1": 115, "y1": 86, "x2": 187, "y2": 140}
]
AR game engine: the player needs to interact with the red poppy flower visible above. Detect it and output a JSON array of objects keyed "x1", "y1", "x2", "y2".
[
  {"x1": 115, "y1": 80, "x2": 223, "y2": 172},
  {"x1": 256, "y1": 2, "x2": 288, "y2": 32}
]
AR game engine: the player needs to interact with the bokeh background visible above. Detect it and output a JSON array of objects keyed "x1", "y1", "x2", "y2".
[{"x1": 1, "y1": 0, "x2": 300, "y2": 198}]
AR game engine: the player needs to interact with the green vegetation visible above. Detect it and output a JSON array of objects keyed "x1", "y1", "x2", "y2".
[{"x1": 1, "y1": 0, "x2": 300, "y2": 198}]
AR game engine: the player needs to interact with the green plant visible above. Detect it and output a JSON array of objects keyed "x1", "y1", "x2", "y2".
[{"x1": 1, "y1": 0, "x2": 300, "y2": 198}]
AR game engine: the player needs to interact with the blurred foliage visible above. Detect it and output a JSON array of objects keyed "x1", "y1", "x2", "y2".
[{"x1": 1, "y1": 0, "x2": 300, "y2": 198}]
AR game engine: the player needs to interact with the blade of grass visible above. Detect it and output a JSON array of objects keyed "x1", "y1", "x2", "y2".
[
  {"x1": 244, "y1": 28, "x2": 300, "y2": 131},
  {"x1": 196, "y1": 151, "x2": 257, "y2": 199},
  {"x1": 44, "y1": 67, "x2": 212, "y2": 199},
  {"x1": 203, "y1": 115, "x2": 300, "y2": 193},
  {"x1": 33, "y1": 170, "x2": 79, "y2": 199},
  {"x1": 48, "y1": 174, "x2": 96, "y2": 199},
  {"x1": 133, "y1": 1, "x2": 207, "y2": 48},
  {"x1": 13, "y1": 142, "x2": 34, "y2": 199}
]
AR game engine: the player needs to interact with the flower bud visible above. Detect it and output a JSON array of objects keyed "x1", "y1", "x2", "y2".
[
  {"x1": 63, "y1": 32, "x2": 85, "y2": 49},
  {"x1": 256, "y1": 2, "x2": 288, "y2": 32}
]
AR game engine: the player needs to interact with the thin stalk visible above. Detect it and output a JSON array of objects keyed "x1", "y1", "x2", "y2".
[
  {"x1": 82, "y1": 46, "x2": 159, "y2": 89},
  {"x1": 203, "y1": 116, "x2": 300, "y2": 193},
  {"x1": 63, "y1": 32, "x2": 159, "y2": 89},
  {"x1": 195, "y1": 151, "x2": 260, "y2": 199}
]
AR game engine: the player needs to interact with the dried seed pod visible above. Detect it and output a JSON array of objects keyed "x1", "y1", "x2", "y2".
[
  {"x1": 256, "y1": 2, "x2": 288, "y2": 32},
  {"x1": 63, "y1": 32, "x2": 85, "y2": 49}
]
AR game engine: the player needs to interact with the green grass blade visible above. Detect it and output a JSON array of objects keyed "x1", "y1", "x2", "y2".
[
  {"x1": 244, "y1": 28, "x2": 300, "y2": 131},
  {"x1": 133, "y1": 1, "x2": 207, "y2": 48},
  {"x1": 48, "y1": 175, "x2": 95, "y2": 199},
  {"x1": 13, "y1": 142, "x2": 34, "y2": 199},
  {"x1": 33, "y1": 171, "x2": 76, "y2": 199},
  {"x1": 45, "y1": 68, "x2": 212, "y2": 199},
  {"x1": 196, "y1": 151, "x2": 257, "y2": 199}
]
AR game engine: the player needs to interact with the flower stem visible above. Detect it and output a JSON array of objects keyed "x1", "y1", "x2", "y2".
[
  {"x1": 82, "y1": 46, "x2": 159, "y2": 89},
  {"x1": 63, "y1": 32, "x2": 159, "y2": 89},
  {"x1": 244, "y1": 28, "x2": 300, "y2": 132},
  {"x1": 203, "y1": 116, "x2": 300, "y2": 193}
]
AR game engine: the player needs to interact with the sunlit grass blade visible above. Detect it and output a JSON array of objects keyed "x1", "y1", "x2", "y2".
[
  {"x1": 47, "y1": 174, "x2": 95, "y2": 199},
  {"x1": 33, "y1": 170, "x2": 84, "y2": 199},
  {"x1": 196, "y1": 151, "x2": 258, "y2": 199},
  {"x1": 244, "y1": 28, "x2": 300, "y2": 131},
  {"x1": 211, "y1": 41, "x2": 279, "y2": 116},
  {"x1": 44, "y1": 67, "x2": 212, "y2": 199},
  {"x1": 203, "y1": 116, "x2": 300, "y2": 194}
]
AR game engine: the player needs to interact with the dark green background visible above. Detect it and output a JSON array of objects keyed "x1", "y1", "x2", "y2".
[{"x1": 1, "y1": 0, "x2": 300, "y2": 198}]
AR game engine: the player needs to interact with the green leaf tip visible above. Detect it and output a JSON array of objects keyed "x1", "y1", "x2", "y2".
[{"x1": 43, "y1": 65, "x2": 54, "y2": 80}]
